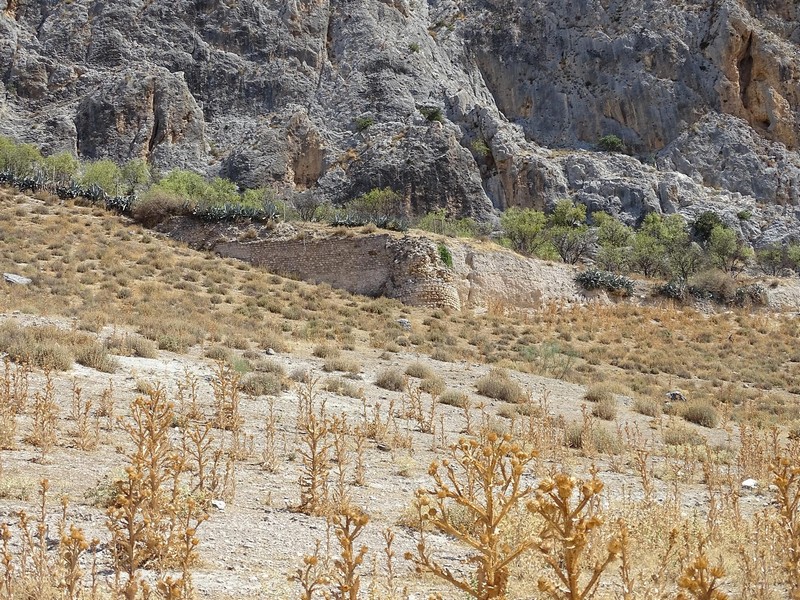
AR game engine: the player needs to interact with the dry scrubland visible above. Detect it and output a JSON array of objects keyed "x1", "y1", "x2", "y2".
[{"x1": 1, "y1": 188, "x2": 800, "y2": 599}]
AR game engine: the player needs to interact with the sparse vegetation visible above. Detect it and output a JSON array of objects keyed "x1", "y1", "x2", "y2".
[{"x1": 2, "y1": 161, "x2": 800, "y2": 599}]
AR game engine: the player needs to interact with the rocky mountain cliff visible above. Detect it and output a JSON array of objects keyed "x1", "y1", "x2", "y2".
[{"x1": 1, "y1": 0, "x2": 799, "y2": 244}]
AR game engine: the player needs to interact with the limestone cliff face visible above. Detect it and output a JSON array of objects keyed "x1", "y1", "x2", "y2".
[{"x1": 2, "y1": 0, "x2": 800, "y2": 242}]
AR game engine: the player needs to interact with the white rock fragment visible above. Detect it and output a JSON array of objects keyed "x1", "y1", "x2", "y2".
[
  {"x1": 211, "y1": 499, "x2": 226, "y2": 511},
  {"x1": 741, "y1": 479, "x2": 758, "y2": 490},
  {"x1": 3, "y1": 273, "x2": 32, "y2": 285}
]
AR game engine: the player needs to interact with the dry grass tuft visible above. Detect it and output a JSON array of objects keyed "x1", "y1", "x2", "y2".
[
  {"x1": 375, "y1": 368, "x2": 406, "y2": 392},
  {"x1": 476, "y1": 368, "x2": 525, "y2": 403}
]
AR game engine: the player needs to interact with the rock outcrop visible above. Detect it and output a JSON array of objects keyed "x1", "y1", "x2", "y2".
[{"x1": 2, "y1": 0, "x2": 800, "y2": 241}]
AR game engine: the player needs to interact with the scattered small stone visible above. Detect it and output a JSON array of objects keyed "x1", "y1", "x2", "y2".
[
  {"x1": 741, "y1": 478, "x2": 758, "y2": 490},
  {"x1": 3, "y1": 273, "x2": 32, "y2": 285},
  {"x1": 211, "y1": 499, "x2": 226, "y2": 511},
  {"x1": 396, "y1": 318, "x2": 412, "y2": 331},
  {"x1": 376, "y1": 442, "x2": 391, "y2": 452},
  {"x1": 266, "y1": 348, "x2": 276, "y2": 355}
]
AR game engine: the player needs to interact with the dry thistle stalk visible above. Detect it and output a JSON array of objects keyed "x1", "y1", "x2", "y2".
[
  {"x1": 29, "y1": 369, "x2": 58, "y2": 461},
  {"x1": 330, "y1": 505, "x2": 369, "y2": 600},
  {"x1": 296, "y1": 406, "x2": 332, "y2": 515},
  {"x1": 407, "y1": 432, "x2": 538, "y2": 599},
  {"x1": 212, "y1": 360, "x2": 241, "y2": 432},
  {"x1": 676, "y1": 541, "x2": 728, "y2": 600},
  {"x1": 529, "y1": 471, "x2": 620, "y2": 600},
  {"x1": 291, "y1": 540, "x2": 330, "y2": 600},
  {"x1": 97, "y1": 379, "x2": 116, "y2": 431},
  {"x1": 183, "y1": 420, "x2": 217, "y2": 498},
  {"x1": 177, "y1": 367, "x2": 202, "y2": 421},
  {"x1": 330, "y1": 415, "x2": 351, "y2": 509},
  {"x1": 772, "y1": 454, "x2": 800, "y2": 597},
  {"x1": 1, "y1": 356, "x2": 29, "y2": 414},
  {"x1": 354, "y1": 424, "x2": 367, "y2": 487},
  {"x1": 60, "y1": 524, "x2": 89, "y2": 600},
  {"x1": 262, "y1": 395, "x2": 279, "y2": 473}
]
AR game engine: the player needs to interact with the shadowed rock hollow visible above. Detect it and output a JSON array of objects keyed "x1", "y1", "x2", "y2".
[{"x1": 1, "y1": 0, "x2": 799, "y2": 242}]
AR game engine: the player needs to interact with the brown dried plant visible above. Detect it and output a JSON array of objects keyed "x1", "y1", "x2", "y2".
[
  {"x1": 262, "y1": 395, "x2": 279, "y2": 473},
  {"x1": 530, "y1": 471, "x2": 620, "y2": 600},
  {"x1": 212, "y1": 360, "x2": 241, "y2": 432},
  {"x1": 291, "y1": 540, "x2": 330, "y2": 600},
  {"x1": 108, "y1": 385, "x2": 207, "y2": 599},
  {"x1": 676, "y1": 541, "x2": 728, "y2": 600},
  {"x1": 0, "y1": 357, "x2": 27, "y2": 448},
  {"x1": 296, "y1": 406, "x2": 332, "y2": 516},
  {"x1": 29, "y1": 369, "x2": 58, "y2": 461},
  {"x1": 772, "y1": 452, "x2": 800, "y2": 597},
  {"x1": 329, "y1": 506, "x2": 370, "y2": 600},
  {"x1": 406, "y1": 431, "x2": 538, "y2": 599}
]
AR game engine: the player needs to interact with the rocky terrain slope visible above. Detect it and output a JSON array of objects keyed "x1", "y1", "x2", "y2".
[{"x1": 1, "y1": 0, "x2": 800, "y2": 243}]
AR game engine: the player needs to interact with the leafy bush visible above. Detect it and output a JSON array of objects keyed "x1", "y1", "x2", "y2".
[
  {"x1": 476, "y1": 368, "x2": 525, "y2": 403},
  {"x1": 597, "y1": 134, "x2": 624, "y2": 152},
  {"x1": 420, "y1": 106, "x2": 443, "y2": 122},
  {"x1": 499, "y1": 207, "x2": 552, "y2": 256},
  {"x1": 692, "y1": 211, "x2": 725, "y2": 243},
  {"x1": 332, "y1": 188, "x2": 408, "y2": 230},
  {"x1": 416, "y1": 209, "x2": 486, "y2": 238},
  {"x1": 323, "y1": 356, "x2": 361, "y2": 374},
  {"x1": 355, "y1": 116, "x2": 375, "y2": 131},
  {"x1": 132, "y1": 188, "x2": 192, "y2": 227},
  {"x1": 438, "y1": 390, "x2": 468, "y2": 407},
  {"x1": 687, "y1": 269, "x2": 738, "y2": 303},
  {"x1": 663, "y1": 424, "x2": 704, "y2": 446},
  {"x1": 575, "y1": 269, "x2": 634, "y2": 297},
  {"x1": 75, "y1": 343, "x2": 118, "y2": 373},
  {"x1": 657, "y1": 279, "x2": 689, "y2": 301},
  {"x1": 419, "y1": 375, "x2": 446, "y2": 396},
  {"x1": 81, "y1": 160, "x2": 122, "y2": 193},
  {"x1": 438, "y1": 243, "x2": 453, "y2": 268}
]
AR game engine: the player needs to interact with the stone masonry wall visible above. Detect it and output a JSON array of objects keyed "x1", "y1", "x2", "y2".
[{"x1": 162, "y1": 218, "x2": 584, "y2": 311}]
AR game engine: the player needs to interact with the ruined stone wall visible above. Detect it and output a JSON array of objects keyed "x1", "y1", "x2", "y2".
[
  {"x1": 213, "y1": 234, "x2": 396, "y2": 298},
  {"x1": 163, "y1": 218, "x2": 582, "y2": 311}
]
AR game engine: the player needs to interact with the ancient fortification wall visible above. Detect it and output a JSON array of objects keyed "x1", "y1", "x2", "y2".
[{"x1": 162, "y1": 218, "x2": 583, "y2": 310}]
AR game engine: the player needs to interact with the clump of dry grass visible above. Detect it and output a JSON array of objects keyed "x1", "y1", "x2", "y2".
[
  {"x1": 323, "y1": 377, "x2": 363, "y2": 399},
  {"x1": 375, "y1": 368, "x2": 406, "y2": 392},
  {"x1": 405, "y1": 362, "x2": 435, "y2": 379},
  {"x1": 680, "y1": 401, "x2": 719, "y2": 428},
  {"x1": 104, "y1": 333, "x2": 158, "y2": 358},
  {"x1": 591, "y1": 396, "x2": 617, "y2": 421},
  {"x1": 584, "y1": 383, "x2": 614, "y2": 403},
  {"x1": 239, "y1": 372, "x2": 284, "y2": 396},
  {"x1": 438, "y1": 389, "x2": 469, "y2": 408},
  {"x1": 663, "y1": 423, "x2": 704, "y2": 446},
  {"x1": 633, "y1": 396, "x2": 662, "y2": 417},
  {"x1": 74, "y1": 343, "x2": 118, "y2": 373},
  {"x1": 476, "y1": 368, "x2": 524, "y2": 403},
  {"x1": 323, "y1": 356, "x2": 361, "y2": 374}
]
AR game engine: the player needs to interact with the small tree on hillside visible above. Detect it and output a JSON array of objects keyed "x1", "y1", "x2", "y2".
[
  {"x1": 707, "y1": 226, "x2": 753, "y2": 276},
  {"x1": 500, "y1": 207, "x2": 551, "y2": 256},
  {"x1": 547, "y1": 200, "x2": 595, "y2": 264}
]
